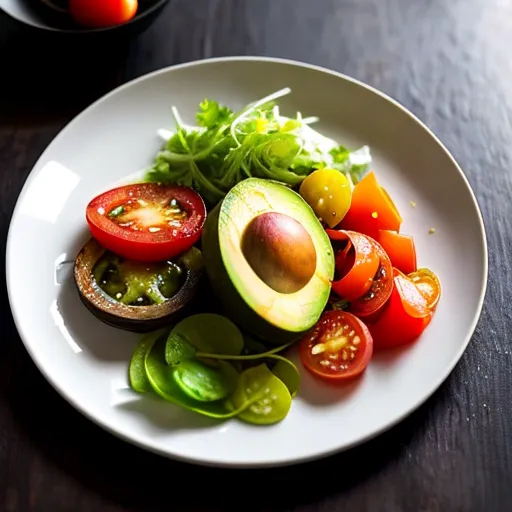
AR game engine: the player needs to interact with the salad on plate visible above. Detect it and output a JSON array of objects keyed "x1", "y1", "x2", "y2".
[{"x1": 72, "y1": 88, "x2": 441, "y2": 426}]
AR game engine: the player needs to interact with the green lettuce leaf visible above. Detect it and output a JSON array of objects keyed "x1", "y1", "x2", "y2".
[{"x1": 146, "y1": 88, "x2": 372, "y2": 208}]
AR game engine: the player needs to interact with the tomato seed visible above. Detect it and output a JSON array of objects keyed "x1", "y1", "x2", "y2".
[
  {"x1": 311, "y1": 344, "x2": 325, "y2": 355},
  {"x1": 108, "y1": 205, "x2": 125, "y2": 218}
]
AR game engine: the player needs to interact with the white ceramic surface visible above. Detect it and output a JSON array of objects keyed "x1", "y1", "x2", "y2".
[{"x1": 6, "y1": 57, "x2": 488, "y2": 468}]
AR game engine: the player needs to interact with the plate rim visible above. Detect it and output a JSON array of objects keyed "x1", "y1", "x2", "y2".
[{"x1": 5, "y1": 55, "x2": 489, "y2": 468}]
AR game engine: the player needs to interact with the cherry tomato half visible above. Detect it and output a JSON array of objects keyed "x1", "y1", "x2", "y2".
[
  {"x1": 327, "y1": 230, "x2": 393, "y2": 318},
  {"x1": 408, "y1": 268, "x2": 441, "y2": 311},
  {"x1": 299, "y1": 168, "x2": 352, "y2": 228},
  {"x1": 86, "y1": 183, "x2": 206, "y2": 262},
  {"x1": 339, "y1": 171, "x2": 402, "y2": 239},
  {"x1": 327, "y1": 229, "x2": 380, "y2": 301},
  {"x1": 299, "y1": 310, "x2": 373, "y2": 381},
  {"x1": 368, "y1": 268, "x2": 432, "y2": 349},
  {"x1": 69, "y1": 0, "x2": 138, "y2": 29},
  {"x1": 378, "y1": 230, "x2": 417, "y2": 275},
  {"x1": 348, "y1": 235, "x2": 394, "y2": 318}
]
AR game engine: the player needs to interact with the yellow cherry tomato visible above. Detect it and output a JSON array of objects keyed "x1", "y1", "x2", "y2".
[{"x1": 299, "y1": 168, "x2": 352, "y2": 228}]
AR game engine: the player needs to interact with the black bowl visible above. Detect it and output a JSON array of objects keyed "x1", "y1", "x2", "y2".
[{"x1": 0, "y1": 0, "x2": 170, "y2": 41}]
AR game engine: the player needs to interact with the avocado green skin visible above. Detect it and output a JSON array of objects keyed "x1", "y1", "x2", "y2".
[{"x1": 202, "y1": 203, "x2": 310, "y2": 344}]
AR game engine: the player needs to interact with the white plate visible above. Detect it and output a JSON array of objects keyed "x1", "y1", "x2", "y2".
[{"x1": 6, "y1": 57, "x2": 488, "y2": 468}]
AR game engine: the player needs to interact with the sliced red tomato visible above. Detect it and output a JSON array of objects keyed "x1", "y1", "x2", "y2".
[
  {"x1": 69, "y1": 0, "x2": 138, "y2": 28},
  {"x1": 86, "y1": 183, "x2": 206, "y2": 262},
  {"x1": 339, "y1": 171, "x2": 402, "y2": 239},
  {"x1": 347, "y1": 236, "x2": 394, "y2": 318},
  {"x1": 408, "y1": 268, "x2": 441, "y2": 311},
  {"x1": 326, "y1": 229, "x2": 380, "y2": 301},
  {"x1": 368, "y1": 268, "x2": 432, "y2": 349},
  {"x1": 378, "y1": 230, "x2": 417, "y2": 275},
  {"x1": 299, "y1": 310, "x2": 373, "y2": 381}
]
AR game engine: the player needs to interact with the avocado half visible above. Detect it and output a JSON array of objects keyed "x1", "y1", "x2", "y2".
[
  {"x1": 74, "y1": 238, "x2": 202, "y2": 333},
  {"x1": 202, "y1": 178, "x2": 335, "y2": 343}
]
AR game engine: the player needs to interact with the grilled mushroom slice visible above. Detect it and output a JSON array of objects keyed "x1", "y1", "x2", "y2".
[{"x1": 74, "y1": 238, "x2": 203, "y2": 332}]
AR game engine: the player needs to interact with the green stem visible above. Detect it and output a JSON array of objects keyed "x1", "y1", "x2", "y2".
[
  {"x1": 230, "y1": 87, "x2": 292, "y2": 146},
  {"x1": 158, "y1": 151, "x2": 200, "y2": 163},
  {"x1": 196, "y1": 340, "x2": 295, "y2": 361}
]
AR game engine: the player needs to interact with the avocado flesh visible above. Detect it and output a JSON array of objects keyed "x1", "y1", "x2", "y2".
[{"x1": 202, "y1": 178, "x2": 334, "y2": 342}]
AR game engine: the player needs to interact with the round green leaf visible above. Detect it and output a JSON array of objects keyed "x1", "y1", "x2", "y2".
[
  {"x1": 145, "y1": 337, "x2": 248, "y2": 419},
  {"x1": 271, "y1": 356, "x2": 300, "y2": 398},
  {"x1": 129, "y1": 329, "x2": 165, "y2": 393},
  {"x1": 165, "y1": 332, "x2": 197, "y2": 365},
  {"x1": 169, "y1": 314, "x2": 244, "y2": 355},
  {"x1": 173, "y1": 359, "x2": 238, "y2": 402},
  {"x1": 230, "y1": 364, "x2": 292, "y2": 425}
]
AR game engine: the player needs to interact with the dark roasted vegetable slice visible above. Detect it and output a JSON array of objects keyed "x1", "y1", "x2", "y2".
[{"x1": 74, "y1": 238, "x2": 203, "y2": 332}]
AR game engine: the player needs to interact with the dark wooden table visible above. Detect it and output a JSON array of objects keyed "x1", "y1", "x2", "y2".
[{"x1": 1, "y1": 1, "x2": 511, "y2": 510}]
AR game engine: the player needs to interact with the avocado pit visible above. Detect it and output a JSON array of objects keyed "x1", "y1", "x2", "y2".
[{"x1": 241, "y1": 212, "x2": 317, "y2": 294}]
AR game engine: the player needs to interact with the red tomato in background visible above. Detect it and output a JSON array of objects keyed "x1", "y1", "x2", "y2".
[
  {"x1": 70, "y1": 0, "x2": 138, "y2": 28},
  {"x1": 368, "y1": 268, "x2": 432, "y2": 349},
  {"x1": 86, "y1": 183, "x2": 206, "y2": 262},
  {"x1": 339, "y1": 171, "x2": 402, "y2": 239},
  {"x1": 378, "y1": 230, "x2": 417, "y2": 275},
  {"x1": 299, "y1": 310, "x2": 373, "y2": 381}
]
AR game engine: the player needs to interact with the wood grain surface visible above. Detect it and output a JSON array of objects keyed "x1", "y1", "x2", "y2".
[{"x1": 1, "y1": 1, "x2": 511, "y2": 510}]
